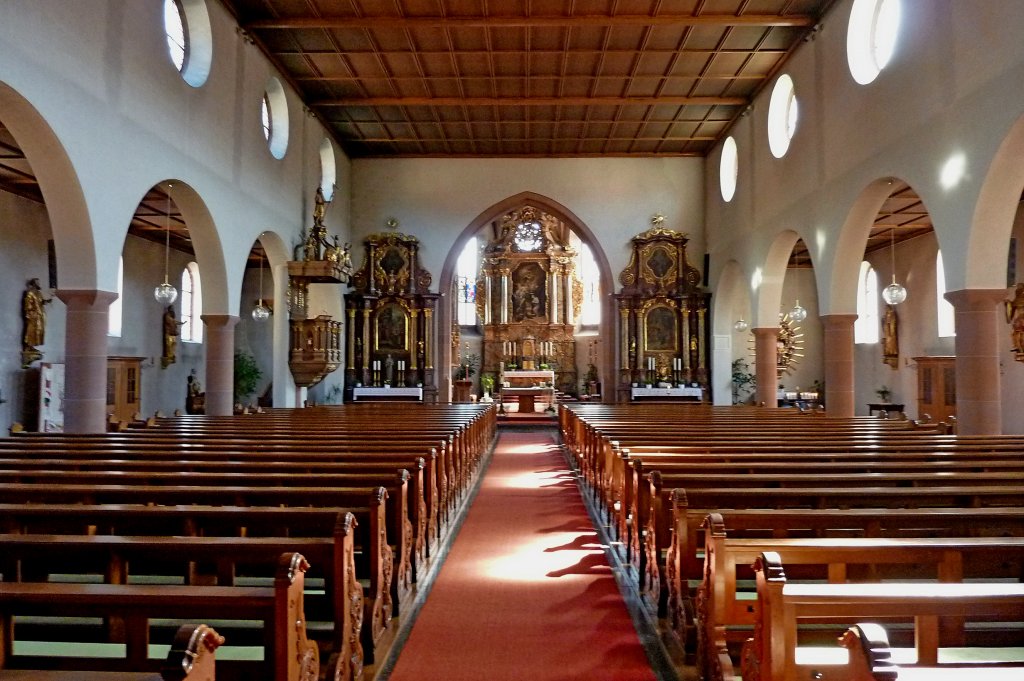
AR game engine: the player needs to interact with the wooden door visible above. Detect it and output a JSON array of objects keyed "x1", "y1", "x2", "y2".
[
  {"x1": 106, "y1": 356, "x2": 143, "y2": 423},
  {"x1": 914, "y1": 356, "x2": 956, "y2": 424}
]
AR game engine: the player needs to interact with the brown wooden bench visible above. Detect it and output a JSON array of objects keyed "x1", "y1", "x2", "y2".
[
  {"x1": 697, "y1": 514, "x2": 1024, "y2": 681},
  {"x1": 0, "y1": 553, "x2": 319, "y2": 681},
  {"x1": 0, "y1": 623, "x2": 224, "y2": 681},
  {"x1": 0, "y1": 514, "x2": 363, "y2": 681},
  {"x1": 742, "y1": 552, "x2": 1024, "y2": 681}
]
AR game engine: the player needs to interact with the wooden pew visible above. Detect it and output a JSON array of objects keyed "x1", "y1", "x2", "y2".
[
  {"x1": 0, "y1": 493, "x2": 391, "y2": 672},
  {"x1": 0, "y1": 467, "x2": 418, "y2": 611},
  {"x1": 741, "y1": 552, "x2": 1024, "y2": 681},
  {"x1": 837, "y1": 622, "x2": 1024, "y2": 681},
  {"x1": 0, "y1": 553, "x2": 319, "y2": 681},
  {"x1": 664, "y1": 506, "x2": 1024, "y2": 652},
  {"x1": 0, "y1": 514, "x2": 363, "y2": 681},
  {"x1": 0, "y1": 623, "x2": 224, "y2": 681},
  {"x1": 697, "y1": 514, "x2": 1024, "y2": 681}
]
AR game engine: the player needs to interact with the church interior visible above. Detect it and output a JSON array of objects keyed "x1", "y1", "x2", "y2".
[{"x1": 1, "y1": 1, "x2": 1024, "y2": 680}]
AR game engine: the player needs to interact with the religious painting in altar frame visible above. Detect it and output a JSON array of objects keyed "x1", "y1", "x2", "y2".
[
  {"x1": 640, "y1": 243, "x2": 678, "y2": 287},
  {"x1": 375, "y1": 302, "x2": 409, "y2": 352},
  {"x1": 643, "y1": 304, "x2": 678, "y2": 352},
  {"x1": 510, "y1": 261, "x2": 547, "y2": 322}
]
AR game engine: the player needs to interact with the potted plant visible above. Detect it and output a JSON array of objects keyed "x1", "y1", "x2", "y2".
[
  {"x1": 876, "y1": 385, "x2": 892, "y2": 403},
  {"x1": 453, "y1": 353, "x2": 479, "y2": 381},
  {"x1": 731, "y1": 358, "x2": 757, "y2": 405},
  {"x1": 234, "y1": 351, "x2": 262, "y2": 406},
  {"x1": 480, "y1": 373, "x2": 495, "y2": 398}
]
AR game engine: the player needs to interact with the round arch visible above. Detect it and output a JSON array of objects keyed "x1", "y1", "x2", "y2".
[
  {"x1": 0, "y1": 81, "x2": 96, "y2": 290},
  {"x1": 754, "y1": 230, "x2": 803, "y2": 326},
  {"x1": 967, "y1": 113, "x2": 1024, "y2": 290},
  {"x1": 437, "y1": 191, "x2": 616, "y2": 403},
  {"x1": 711, "y1": 260, "x2": 752, "y2": 405},
  {"x1": 165, "y1": 182, "x2": 231, "y2": 316},
  {"x1": 826, "y1": 177, "x2": 901, "y2": 315}
]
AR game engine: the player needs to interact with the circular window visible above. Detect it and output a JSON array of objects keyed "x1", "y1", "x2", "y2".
[
  {"x1": 262, "y1": 77, "x2": 290, "y2": 160},
  {"x1": 163, "y1": 0, "x2": 212, "y2": 87},
  {"x1": 847, "y1": 0, "x2": 901, "y2": 85},
  {"x1": 319, "y1": 138, "x2": 337, "y2": 201},
  {"x1": 767, "y1": 74, "x2": 798, "y2": 159},
  {"x1": 719, "y1": 136, "x2": 738, "y2": 202}
]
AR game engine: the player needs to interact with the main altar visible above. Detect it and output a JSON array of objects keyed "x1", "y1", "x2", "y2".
[{"x1": 473, "y1": 207, "x2": 581, "y2": 395}]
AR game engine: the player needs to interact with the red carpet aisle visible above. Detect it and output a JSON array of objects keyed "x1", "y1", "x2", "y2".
[{"x1": 385, "y1": 431, "x2": 658, "y2": 681}]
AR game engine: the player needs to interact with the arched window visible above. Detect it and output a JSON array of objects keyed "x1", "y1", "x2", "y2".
[
  {"x1": 108, "y1": 257, "x2": 124, "y2": 337},
  {"x1": 164, "y1": 0, "x2": 186, "y2": 72},
  {"x1": 456, "y1": 237, "x2": 478, "y2": 326},
  {"x1": 855, "y1": 260, "x2": 879, "y2": 343},
  {"x1": 936, "y1": 251, "x2": 955, "y2": 337},
  {"x1": 181, "y1": 261, "x2": 203, "y2": 343},
  {"x1": 579, "y1": 243, "x2": 601, "y2": 326}
]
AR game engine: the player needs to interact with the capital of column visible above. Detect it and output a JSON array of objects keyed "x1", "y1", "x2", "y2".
[
  {"x1": 943, "y1": 288, "x2": 1009, "y2": 311},
  {"x1": 56, "y1": 289, "x2": 119, "y2": 308}
]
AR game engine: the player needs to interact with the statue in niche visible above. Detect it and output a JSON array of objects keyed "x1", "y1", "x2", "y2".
[
  {"x1": 882, "y1": 304, "x2": 899, "y2": 368},
  {"x1": 1006, "y1": 282, "x2": 1024, "y2": 361},
  {"x1": 21, "y1": 278, "x2": 51, "y2": 366}
]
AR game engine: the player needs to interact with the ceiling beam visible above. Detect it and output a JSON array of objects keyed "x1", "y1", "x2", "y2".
[
  {"x1": 245, "y1": 14, "x2": 816, "y2": 30},
  {"x1": 315, "y1": 95, "x2": 746, "y2": 107}
]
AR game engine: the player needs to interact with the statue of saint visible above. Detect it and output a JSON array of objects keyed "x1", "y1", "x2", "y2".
[
  {"x1": 21, "y1": 278, "x2": 51, "y2": 366},
  {"x1": 313, "y1": 186, "x2": 327, "y2": 226},
  {"x1": 22, "y1": 278, "x2": 50, "y2": 350},
  {"x1": 882, "y1": 304, "x2": 899, "y2": 367},
  {"x1": 1006, "y1": 282, "x2": 1024, "y2": 360},
  {"x1": 162, "y1": 305, "x2": 185, "y2": 369}
]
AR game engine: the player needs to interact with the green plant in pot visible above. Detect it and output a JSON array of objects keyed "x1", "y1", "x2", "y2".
[
  {"x1": 480, "y1": 373, "x2": 495, "y2": 396},
  {"x1": 876, "y1": 385, "x2": 892, "y2": 402},
  {"x1": 234, "y1": 351, "x2": 262, "y2": 405}
]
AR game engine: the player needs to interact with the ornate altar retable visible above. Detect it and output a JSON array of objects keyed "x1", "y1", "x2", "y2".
[
  {"x1": 344, "y1": 231, "x2": 439, "y2": 402},
  {"x1": 615, "y1": 224, "x2": 711, "y2": 403}
]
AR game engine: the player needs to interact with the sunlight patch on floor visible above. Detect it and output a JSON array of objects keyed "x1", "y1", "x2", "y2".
[{"x1": 481, "y1": 532, "x2": 605, "y2": 582}]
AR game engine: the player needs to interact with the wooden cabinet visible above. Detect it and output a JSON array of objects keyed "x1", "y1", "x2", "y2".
[
  {"x1": 106, "y1": 356, "x2": 143, "y2": 423},
  {"x1": 914, "y1": 356, "x2": 956, "y2": 424}
]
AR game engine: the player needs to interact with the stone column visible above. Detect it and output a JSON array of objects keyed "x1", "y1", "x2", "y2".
[
  {"x1": 56, "y1": 289, "x2": 117, "y2": 433},
  {"x1": 820, "y1": 314, "x2": 857, "y2": 417},
  {"x1": 201, "y1": 314, "x2": 239, "y2": 416},
  {"x1": 753, "y1": 327, "x2": 780, "y2": 407},
  {"x1": 945, "y1": 289, "x2": 1006, "y2": 435}
]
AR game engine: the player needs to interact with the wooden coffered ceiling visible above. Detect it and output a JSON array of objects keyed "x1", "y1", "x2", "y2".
[
  {"x1": 222, "y1": 0, "x2": 838, "y2": 158},
  {"x1": 0, "y1": 0, "x2": 946, "y2": 266}
]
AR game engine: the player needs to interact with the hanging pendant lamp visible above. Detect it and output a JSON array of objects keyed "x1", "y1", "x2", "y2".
[{"x1": 154, "y1": 183, "x2": 179, "y2": 305}]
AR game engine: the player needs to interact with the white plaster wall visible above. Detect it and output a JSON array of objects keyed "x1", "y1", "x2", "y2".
[
  {"x1": 350, "y1": 157, "x2": 705, "y2": 285},
  {"x1": 704, "y1": 0, "x2": 1024, "y2": 430},
  {"x1": 0, "y1": 0, "x2": 348, "y2": 309}
]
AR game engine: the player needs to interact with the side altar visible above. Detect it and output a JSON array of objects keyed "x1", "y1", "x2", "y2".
[
  {"x1": 615, "y1": 222, "x2": 711, "y2": 403},
  {"x1": 344, "y1": 231, "x2": 439, "y2": 402}
]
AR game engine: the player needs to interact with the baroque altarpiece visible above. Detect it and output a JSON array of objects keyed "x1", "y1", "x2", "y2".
[
  {"x1": 344, "y1": 232, "x2": 440, "y2": 402},
  {"x1": 615, "y1": 225, "x2": 711, "y2": 402},
  {"x1": 474, "y1": 207, "x2": 581, "y2": 395}
]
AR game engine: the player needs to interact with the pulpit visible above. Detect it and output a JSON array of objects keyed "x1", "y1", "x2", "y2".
[{"x1": 286, "y1": 194, "x2": 352, "y2": 390}]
